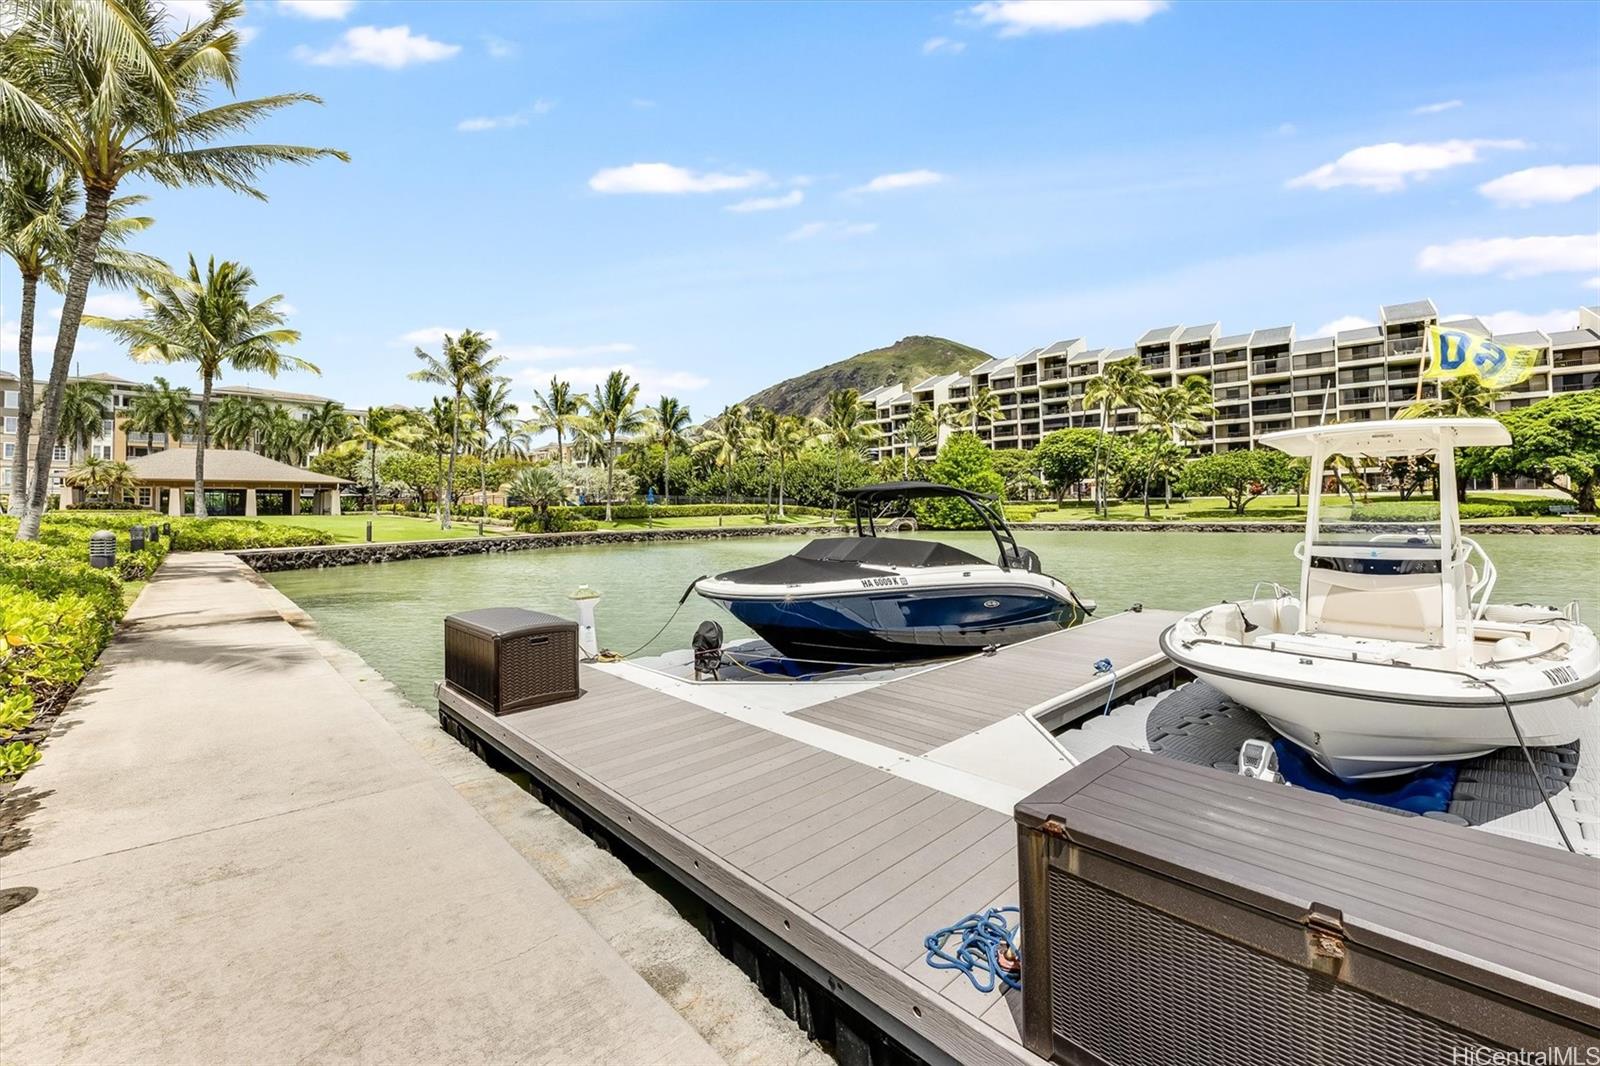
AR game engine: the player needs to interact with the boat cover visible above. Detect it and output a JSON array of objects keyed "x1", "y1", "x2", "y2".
[{"x1": 713, "y1": 536, "x2": 987, "y2": 586}]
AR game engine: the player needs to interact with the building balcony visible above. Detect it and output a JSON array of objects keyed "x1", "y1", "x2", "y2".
[
  {"x1": 1255, "y1": 418, "x2": 1292, "y2": 434},
  {"x1": 1555, "y1": 371, "x2": 1599, "y2": 392},
  {"x1": 1337, "y1": 368, "x2": 1384, "y2": 385},
  {"x1": 1339, "y1": 387, "x2": 1387, "y2": 406},
  {"x1": 1212, "y1": 350, "x2": 1247, "y2": 366},
  {"x1": 1250, "y1": 399, "x2": 1293, "y2": 417},
  {"x1": 1554, "y1": 349, "x2": 1600, "y2": 369},
  {"x1": 1251, "y1": 383, "x2": 1292, "y2": 399},
  {"x1": 1338, "y1": 344, "x2": 1383, "y2": 363},
  {"x1": 1250, "y1": 357, "x2": 1292, "y2": 376},
  {"x1": 1292, "y1": 354, "x2": 1334, "y2": 371},
  {"x1": 1293, "y1": 374, "x2": 1335, "y2": 393}
]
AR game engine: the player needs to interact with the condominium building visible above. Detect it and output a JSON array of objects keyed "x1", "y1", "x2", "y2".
[
  {"x1": 862, "y1": 301, "x2": 1600, "y2": 460},
  {"x1": 0, "y1": 370, "x2": 358, "y2": 507}
]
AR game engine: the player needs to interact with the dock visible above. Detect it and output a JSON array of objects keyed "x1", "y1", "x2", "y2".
[{"x1": 437, "y1": 608, "x2": 1183, "y2": 1066}]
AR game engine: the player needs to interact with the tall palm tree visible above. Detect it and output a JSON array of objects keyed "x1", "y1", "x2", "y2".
[
  {"x1": 1, "y1": 152, "x2": 165, "y2": 516},
  {"x1": 1, "y1": 0, "x2": 346, "y2": 539},
  {"x1": 467, "y1": 376, "x2": 521, "y2": 533},
  {"x1": 751, "y1": 409, "x2": 811, "y2": 519},
  {"x1": 901, "y1": 403, "x2": 939, "y2": 478},
  {"x1": 1401, "y1": 377, "x2": 1498, "y2": 419},
  {"x1": 208, "y1": 393, "x2": 272, "y2": 450},
  {"x1": 419, "y1": 396, "x2": 457, "y2": 518},
  {"x1": 1141, "y1": 375, "x2": 1216, "y2": 509},
  {"x1": 86, "y1": 256, "x2": 313, "y2": 517},
  {"x1": 1082, "y1": 356, "x2": 1155, "y2": 516},
  {"x1": 646, "y1": 395, "x2": 693, "y2": 505},
  {"x1": 347, "y1": 406, "x2": 416, "y2": 515},
  {"x1": 580, "y1": 370, "x2": 645, "y2": 521},
  {"x1": 693, "y1": 404, "x2": 749, "y2": 503},
  {"x1": 125, "y1": 376, "x2": 193, "y2": 444},
  {"x1": 966, "y1": 387, "x2": 1002, "y2": 432},
  {"x1": 528, "y1": 376, "x2": 582, "y2": 470},
  {"x1": 301, "y1": 401, "x2": 350, "y2": 457},
  {"x1": 55, "y1": 379, "x2": 112, "y2": 463},
  {"x1": 822, "y1": 389, "x2": 878, "y2": 520},
  {"x1": 410, "y1": 330, "x2": 499, "y2": 529}
]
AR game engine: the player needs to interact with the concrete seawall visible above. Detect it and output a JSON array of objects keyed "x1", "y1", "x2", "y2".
[{"x1": 229, "y1": 519, "x2": 1597, "y2": 572}]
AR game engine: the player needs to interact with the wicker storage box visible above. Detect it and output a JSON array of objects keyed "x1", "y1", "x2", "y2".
[
  {"x1": 443, "y1": 608, "x2": 580, "y2": 715},
  {"x1": 1015, "y1": 747, "x2": 1599, "y2": 1066}
]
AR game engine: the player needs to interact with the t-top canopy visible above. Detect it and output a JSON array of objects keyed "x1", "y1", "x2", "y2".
[
  {"x1": 1259, "y1": 418, "x2": 1510, "y2": 458},
  {"x1": 838, "y1": 481, "x2": 998, "y2": 503}
]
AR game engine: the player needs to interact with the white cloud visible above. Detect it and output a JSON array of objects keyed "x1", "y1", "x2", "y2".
[
  {"x1": 1287, "y1": 139, "x2": 1525, "y2": 192},
  {"x1": 399, "y1": 326, "x2": 501, "y2": 347},
  {"x1": 235, "y1": 24, "x2": 260, "y2": 45},
  {"x1": 784, "y1": 221, "x2": 878, "y2": 242},
  {"x1": 1460, "y1": 309, "x2": 1578, "y2": 336},
  {"x1": 501, "y1": 342, "x2": 636, "y2": 362},
  {"x1": 84, "y1": 292, "x2": 146, "y2": 318},
  {"x1": 483, "y1": 35, "x2": 517, "y2": 59},
  {"x1": 280, "y1": 0, "x2": 356, "y2": 19},
  {"x1": 968, "y1": 0, "x2": 1168, "y2": 36},
  {"x1": 1314, "y1": 315, "x2": 1376, "y2": 337},
  {"x1": 725, "y1": 190, "x2": 804, "y2": 213},
  {"x1": 1412, "y1": 99, "x2": 1463, "y2": 115},
  {"x1": 1274, "y1": 122, "x2": 1297, "y2": 138},
  {"x1": 588, "y1": 163, "x2": 767, "y2": 195},
  {"x1": 456, "y1": 100, "x2": 553, "y2": 132},
  {"x1": 631, "y1": 99, "x2": 657, "y2": 109},
  {"x1": 1586, "y1": 276, "x2": 1600, "y2": 290},
  {"x1": 295, "y1": 25, "x2": 460, "y2": 68},
  {"x1": 1478, "y1": 164, "x2": 1600, "y2": 207},
  {"x1": 923, "y1": 36, "x2": 966, "y2": 55},
  {"x1": 850, "y1": 169, "x2": 946, "y2": 194},
  {"x1": 277, "y1": 302, "x2": 300, "y2": 316},
  {"x1": 1416, "y1": 233, "x2": 1600, "y2": 279}
]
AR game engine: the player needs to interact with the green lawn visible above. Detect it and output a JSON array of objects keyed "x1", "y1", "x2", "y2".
[
  {"x1": 1025, "y1": 492, "x2": 1592, "y2": 523},
  {"x1": 595, "y1": 513, "x2": 827, "y2": 530},
  {"x1": 249, "y1": 513, "x2": 494, "y2": 542}
]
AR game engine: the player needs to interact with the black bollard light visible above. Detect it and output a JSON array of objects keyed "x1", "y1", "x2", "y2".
[
  {"x1": 129, "y1": 525, "x2": 146, "y2": 552},
  {"x1": 366, "y1": 520, "x2": 373, "y2": 543},
  {"x1": 89, "y1": 530, "x2": 116, "y2": 570}
]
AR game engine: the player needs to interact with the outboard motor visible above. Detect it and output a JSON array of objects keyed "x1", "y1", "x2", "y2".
[
  {"x1": 692, "y1": 620, "x2": 724, "y2": 680},
  {"x1": 1002, "y1": 546, "x2": 1044, "y2": 574}
]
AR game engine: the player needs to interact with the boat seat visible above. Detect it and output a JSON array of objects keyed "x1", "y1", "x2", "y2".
[{"x1": 1305, "y1": 568, "x2": 1443, "y2": 645}]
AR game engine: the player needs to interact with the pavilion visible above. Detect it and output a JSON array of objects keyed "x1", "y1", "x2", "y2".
[{"x1": 121, "y1": 449, "x2": 348, "y2": 517}]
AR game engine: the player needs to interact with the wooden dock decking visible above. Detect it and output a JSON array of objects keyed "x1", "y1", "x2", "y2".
[{"x1": 436, "y1": 611, "x2": 1184, "y2": 1066}]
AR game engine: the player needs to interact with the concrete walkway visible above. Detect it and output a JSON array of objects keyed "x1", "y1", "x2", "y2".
[{"x1": 0, "y1": 553, "x2": 723, "y2": 1065}]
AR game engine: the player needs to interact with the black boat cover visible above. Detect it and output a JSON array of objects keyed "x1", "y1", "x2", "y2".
[{"x1": 712, "y1": 537, "x2": 987, "y2": 586}]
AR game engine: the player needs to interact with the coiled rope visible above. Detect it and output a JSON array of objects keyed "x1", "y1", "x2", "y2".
[{"x1": 923, "y1": 907, "x2": 1022, "y2": 993}]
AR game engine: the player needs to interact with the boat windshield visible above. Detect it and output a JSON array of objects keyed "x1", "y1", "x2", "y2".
[{"x1": 1313, "y1": 480, "x2": 1442, "y2": 550}]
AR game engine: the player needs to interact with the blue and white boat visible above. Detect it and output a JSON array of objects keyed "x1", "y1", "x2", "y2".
[{"x1": 694, "y1": 482, "x2": 1092, "y2": 664}]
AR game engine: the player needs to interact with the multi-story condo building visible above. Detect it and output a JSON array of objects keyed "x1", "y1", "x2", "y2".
[
  {"x1": 0, "y1": 370, "x2": 358, "y2": 508},
  {"x1": 861, "y1": 300, "x2": 1600, "y2": 461}
]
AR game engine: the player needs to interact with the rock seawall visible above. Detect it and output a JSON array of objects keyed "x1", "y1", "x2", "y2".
[{"x1": 229, "y1": 519, "x2": 1596, "y2": 572}]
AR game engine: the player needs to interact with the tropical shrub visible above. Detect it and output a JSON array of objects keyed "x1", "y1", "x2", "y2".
[
  {"x1": 169, "y1": 518, "x2": 331, "y2": 551},
  {"x1": 918, "y1": 433, "x2": 1004, "y2": 529}
]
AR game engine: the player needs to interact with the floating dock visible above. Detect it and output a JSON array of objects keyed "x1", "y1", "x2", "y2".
[{"x1": 437, "y1": 609, "x2": 1183, "y2": 1065}]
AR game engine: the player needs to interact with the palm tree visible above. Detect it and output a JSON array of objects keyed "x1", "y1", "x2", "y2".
[
  {"x1": 467, "y1": 376, "x2": 521, "y2": 533},
  {"x1": 86, "y1": 256, "x2": 313, "y2": 517},
  {"x1": 55, "y1": 379, "x2": 112, "y2": 463},
  {"x1": 900, "y1": 403, "x2": 939, "y2": 478},
  {"x1": 1141, "y1": 375, "x2": 1216, "y2": 510},
  {"x1": 1, "y1": 0, "x2": 347, "y2": 539},
  {"x1": 126, "y1": 376, "x2": 193, "y2": 444},
  {"x1": 506, "y1": 466, "x2": 566, "y2": 530},
  {"x1": 1401, "y1": 377, "x2": 1498, "y2": 419},
  {"x1": 822, "y1": 389, "x2": 878, "y2": 520},
  {"x1": 261, "y1": 405, "x2": 309, "y2": 465},
  {"x1": 751, "y1": 409, "x2": 811, "y2": 519},
  {"x1": 65, "y1": 456, "x2": 136, "y2": 507},
  {"x1": 419, "y1": 397, "x2": 457, "y2": 518},
  {"x1": 1082, "y1": 356, "x2": 1155, "y2": 516},
  {"x1": 693, "y1": 404, "x2": 750, "y2": 504},
  {"x1": 966, "y1": 387, "x2": 1002, "y2": 432},
  {"x1": 348, "y1": 406, "x2": 416, "y2": 515},
  {"x1": 208, "y1": 393, "x2": 273, "y2": 450},
  {"x1": 646, "y1": 395, "x2": 693, "y2": 505},
  {"x1": 580, "y1": 370, "x2": 645, "y2": 521},
  {"x1": 1, "y1": 152, "x2": 165, "y2": 516},
  {"x1": 301, "y1": 401, "x2": 350, "y2": 457},
  {"x1": 410, "y1": 330, "x2": 499, "y2": 529},
  {"x1": 528, "y1": 376, "x2": 582, "y2": 470}
]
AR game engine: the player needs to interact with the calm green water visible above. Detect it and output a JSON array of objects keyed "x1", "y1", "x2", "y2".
[{"x1": 268, "y1": 531, "x2": 1599, "y2": 709}]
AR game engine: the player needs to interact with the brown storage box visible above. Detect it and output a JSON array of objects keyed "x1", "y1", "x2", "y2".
[
  {"x1": 444, "y1": 608, "x2": 579, "y2": 715},
  {"x1": 1015, "y1": 747, "x2": 1599, "y2": 1066}
]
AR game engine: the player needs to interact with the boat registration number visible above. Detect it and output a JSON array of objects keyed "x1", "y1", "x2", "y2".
[
  {"x1": 860, "y1": 576, "x2": 909, "y2": 588},
  {"x1": 1543, "y1": 665, "x2": 1578, "y2": 686}
]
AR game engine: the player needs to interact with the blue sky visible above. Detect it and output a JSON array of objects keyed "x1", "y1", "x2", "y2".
[{"x1": 5, "y1": 0, "x2": 1599, "y2": 420}]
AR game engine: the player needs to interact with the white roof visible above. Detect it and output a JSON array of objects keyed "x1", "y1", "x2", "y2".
[{"x1": 1260, "y1": 418, "x2": 1510, "y2": 458}]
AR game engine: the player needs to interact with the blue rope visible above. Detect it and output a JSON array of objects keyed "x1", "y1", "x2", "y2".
[
  {"x1": 923, "y1": 907, "x2": 1022, "y2": 993},
  {"x1": 1095, "y1": 657, "x2": 1117, "y2": 715}
]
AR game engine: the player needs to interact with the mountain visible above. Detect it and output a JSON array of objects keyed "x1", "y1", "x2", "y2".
[{"x1": 741, "y1": 336, "x2": 993, "y2": 417}]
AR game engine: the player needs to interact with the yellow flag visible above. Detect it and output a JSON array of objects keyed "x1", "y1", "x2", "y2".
[{"x1": 1424, "y1": 326, "x2": 1541, "y2": 388}]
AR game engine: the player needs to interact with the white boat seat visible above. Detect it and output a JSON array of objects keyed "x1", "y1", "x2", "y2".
[{"x1": 1305, "y1": 568, "x2": 1443, "y2": 644}]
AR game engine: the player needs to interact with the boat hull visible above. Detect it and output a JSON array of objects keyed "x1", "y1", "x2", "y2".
[
  {"x1": 699, "y1": 582, "x2": 1084, "y2": 664},
  {"x1": 1161, "y1": 617, "x2": 1600, "y2": 780}
]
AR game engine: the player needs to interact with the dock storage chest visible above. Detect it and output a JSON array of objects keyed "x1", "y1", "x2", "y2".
[
  {"x1": 444, "y1": 608, "x2": 580, "y2": 715},
  {"x1": 1015, "y1": 747, "x2": 1600, "y2": 1066}
]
